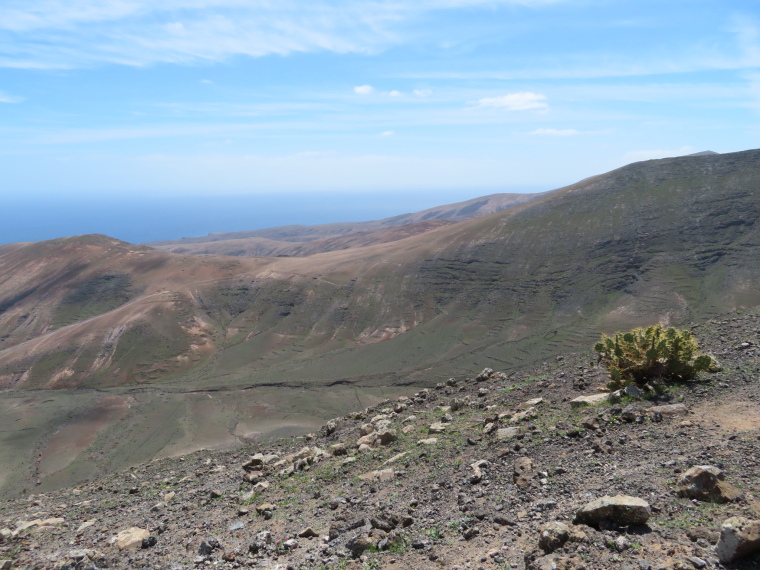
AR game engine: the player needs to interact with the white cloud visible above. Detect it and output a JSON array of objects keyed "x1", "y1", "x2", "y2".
[
  {"x1": 413, "y1": 89, "x2": 432, "y2": 97},
  {"x1": 529, "y1": 128, "x2": 580, "y2": 136},
  {"x1": 476, "y1": 92, "x2": 548, "y2": 111},
  {"x1": 0, "y1": 89, "x2": 23, "y2": 103},
  {"x1": 389, "y1": 90, "x2": 402, "y2": 97},
  {"x1": 354, "y1": 84, "x2": 374, "y2": 95},
  {"x1": 380, "y1": 130, "x2": 394, "y2": 136},
  {"x1": 200, "y1": 79, "x2": 213, "y2": 84}
]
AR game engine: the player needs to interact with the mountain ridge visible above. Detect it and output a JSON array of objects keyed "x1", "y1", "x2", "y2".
[{"x1": 144, "y1": 192, "x2": 544, "y2": 257}]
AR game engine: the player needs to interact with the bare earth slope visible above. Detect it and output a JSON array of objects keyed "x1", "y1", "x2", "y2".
[{"x1": 145, "y1": 192, "x2": 541, "y2": 257}]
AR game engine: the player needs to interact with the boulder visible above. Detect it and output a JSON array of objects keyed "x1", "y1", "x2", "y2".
[
  {"x1": 716, "y1": 517, "x2": 760, "y2": 563},
  {"x1": 418, "y1": 438, "x2": 438, "y2": 445},
  {"x1": 510, "y1": 407, "x2": 538, "y2": 423},
  {"x1": 519, "y1": 397, "x2": 544, "y2": 410},
  {"x1": 676, "y1": 466, "x2": 743, "y2": 503},
  {"x1": 475, "y1": 368, "x2": 494, "y2": 382},
  {"x1": 110, "y1": 527, "x2": 150, "y2": 550},
  {"x1": 649, "y1": 403, "x2": 688, "y2": 416},
  {"x1": 428, "y1": 423, "x2": 447, "y2": 434},
  {"x1": 538, "y1": 521, "x2": 570, "y2": 553},
  {"x1": 574, "y1": 495, "x2": 650, "y2": 527},
  {"x1": 356, "y1": 434, "x2": 376, "y2": 447},
  {"x1": 570, "y1": 394, "x2": 608, "y2": 408},
  {"x1": 514, "y1": 457, "x2": 535, "y2": 488},
  {"x1": 376, "y1": 429, "x2": 398, "y2": 445},
  {"x1": 496, "y1": 427, "x2": 520, "y2": 440}
]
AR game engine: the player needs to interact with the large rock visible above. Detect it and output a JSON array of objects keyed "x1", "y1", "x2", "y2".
[
  {"x1": 570, "y1": 394, "x2": 608, "y2": 408},
  {"x1": 110, "y1": 527, "x2": 150, "y2": 550},
  {"x1": 519, "y1": 397, "x2": 544, "y2": 410},
  {"x1": 514, "y1": 457, "x2": 535, "y2": 488},
  {"x1": 376, "y1": 429, "x2": 397, "y2": 445},
  {"x1": 676, "y1": 466, "x2": 743, "y2": 503},
  {"x1": 496, "y1": 427, "x2": 520, "y2": 440},
  {"x1": 538, "y1": 521, "x2": 570, "y2": 553},
  {"x1": 716, "y1": 517, "x2": 760, "y2": 563},
  {"x1": 574, "y1": 495, "x2": 650, "y2": 527},
  {"x1": 649, "y1": 403, "x2": 688, "y2": 416}
]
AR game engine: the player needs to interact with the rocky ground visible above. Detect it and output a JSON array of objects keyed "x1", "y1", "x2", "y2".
[{"x1": 1, "y1": 309, "x2": 759, "y2": 570}]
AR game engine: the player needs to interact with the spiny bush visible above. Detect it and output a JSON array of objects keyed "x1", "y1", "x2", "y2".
[{"x1": 594, "y1": 324, "x2": 716, "y2": 389}]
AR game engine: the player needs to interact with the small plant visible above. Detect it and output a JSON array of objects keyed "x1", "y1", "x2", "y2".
[{"x1": 594, "y1": 324, "x2": 716, "y2": 389}]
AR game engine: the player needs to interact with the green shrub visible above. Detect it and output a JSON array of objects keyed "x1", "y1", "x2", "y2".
[{"x1": 594, "y1": 324, "x2": 716, "y2": 389}]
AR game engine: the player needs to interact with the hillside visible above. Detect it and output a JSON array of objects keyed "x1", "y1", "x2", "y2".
[
  {"x1": 149, "y1": 220, "x2": 455, "y2": 257},
  {"x1": 145, "y1": 192, "x2": 541, "y2": 257},
  {"x1": 0, "y1": 309, "x2": 758, "y2": 569},
  {"x1": 0, "y1": 149, "x2": 759, "y2": 496}
]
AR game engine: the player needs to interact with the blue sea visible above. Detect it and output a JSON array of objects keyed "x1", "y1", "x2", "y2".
[{"x1": 1, "y1": 188, "x2": 541, "y2": 246}]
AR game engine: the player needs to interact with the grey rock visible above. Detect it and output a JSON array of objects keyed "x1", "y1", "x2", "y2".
[
  {"x1": 716, "y1": 516, "x2": 760, "y2": 563},
  {"x1": 538, "y1": 521, "x2": 570, "y2": 553},
  {"x1": 574, "y1": 495, "x2": 651, "y2": 527},
  {"x1": 649, "y1": 403, "x2": 688, "y2": 416}
]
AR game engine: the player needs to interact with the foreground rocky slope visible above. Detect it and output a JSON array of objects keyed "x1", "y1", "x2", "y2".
[{"x1": 1, "y1": 309, "x2": 758, "y2": 569}]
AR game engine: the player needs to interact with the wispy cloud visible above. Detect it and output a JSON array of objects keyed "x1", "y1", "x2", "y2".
[
  {"x1": 380, "y1": 130, "x2": 394, "y2": 136},
  {"x1": 0, "y1": 0, "x2": 569, "y2": 69},
  {"x1": 0, "y1": 89, "x2": 23, "y2": 103},
  {"x1": 529, "y1": 128, "x2": 579, "y2": 136},
  {"x1": 475, "y1": 92, "x2": 548, "y2": 111}
]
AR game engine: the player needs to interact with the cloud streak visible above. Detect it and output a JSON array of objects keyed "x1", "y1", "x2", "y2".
[
  {"x1": 476, "y1": 92, "x2": 548, "y2": 111},
  {"x1": 0, "y1": 0, "x2": 567, "y2": 69},
  {"x1": 0, "y1": 89, "x2": 23, "y2": 103},
  {"x1": 529, "y1": 128, "x2": 580, "y2": 136}
]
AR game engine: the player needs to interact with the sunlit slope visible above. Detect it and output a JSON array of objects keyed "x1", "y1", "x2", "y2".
[
  {"x1": 1, "y1": 149, "x2": 759, "y2": 390},
  {"x1": 197, "y1": 148, "x2": 760, "y2": 384},
  {"x1": 0, "y1": 235, "x2": 275, "y2": 388}
]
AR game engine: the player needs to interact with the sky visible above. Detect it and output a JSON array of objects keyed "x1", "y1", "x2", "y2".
[{"x1": 1, "y1": 0, "x2": 759, "y2": 243}]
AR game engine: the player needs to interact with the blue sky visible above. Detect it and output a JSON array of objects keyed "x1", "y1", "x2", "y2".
[{"x1": 1, "y1": 0, "x2": 759, "y2": 216}]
